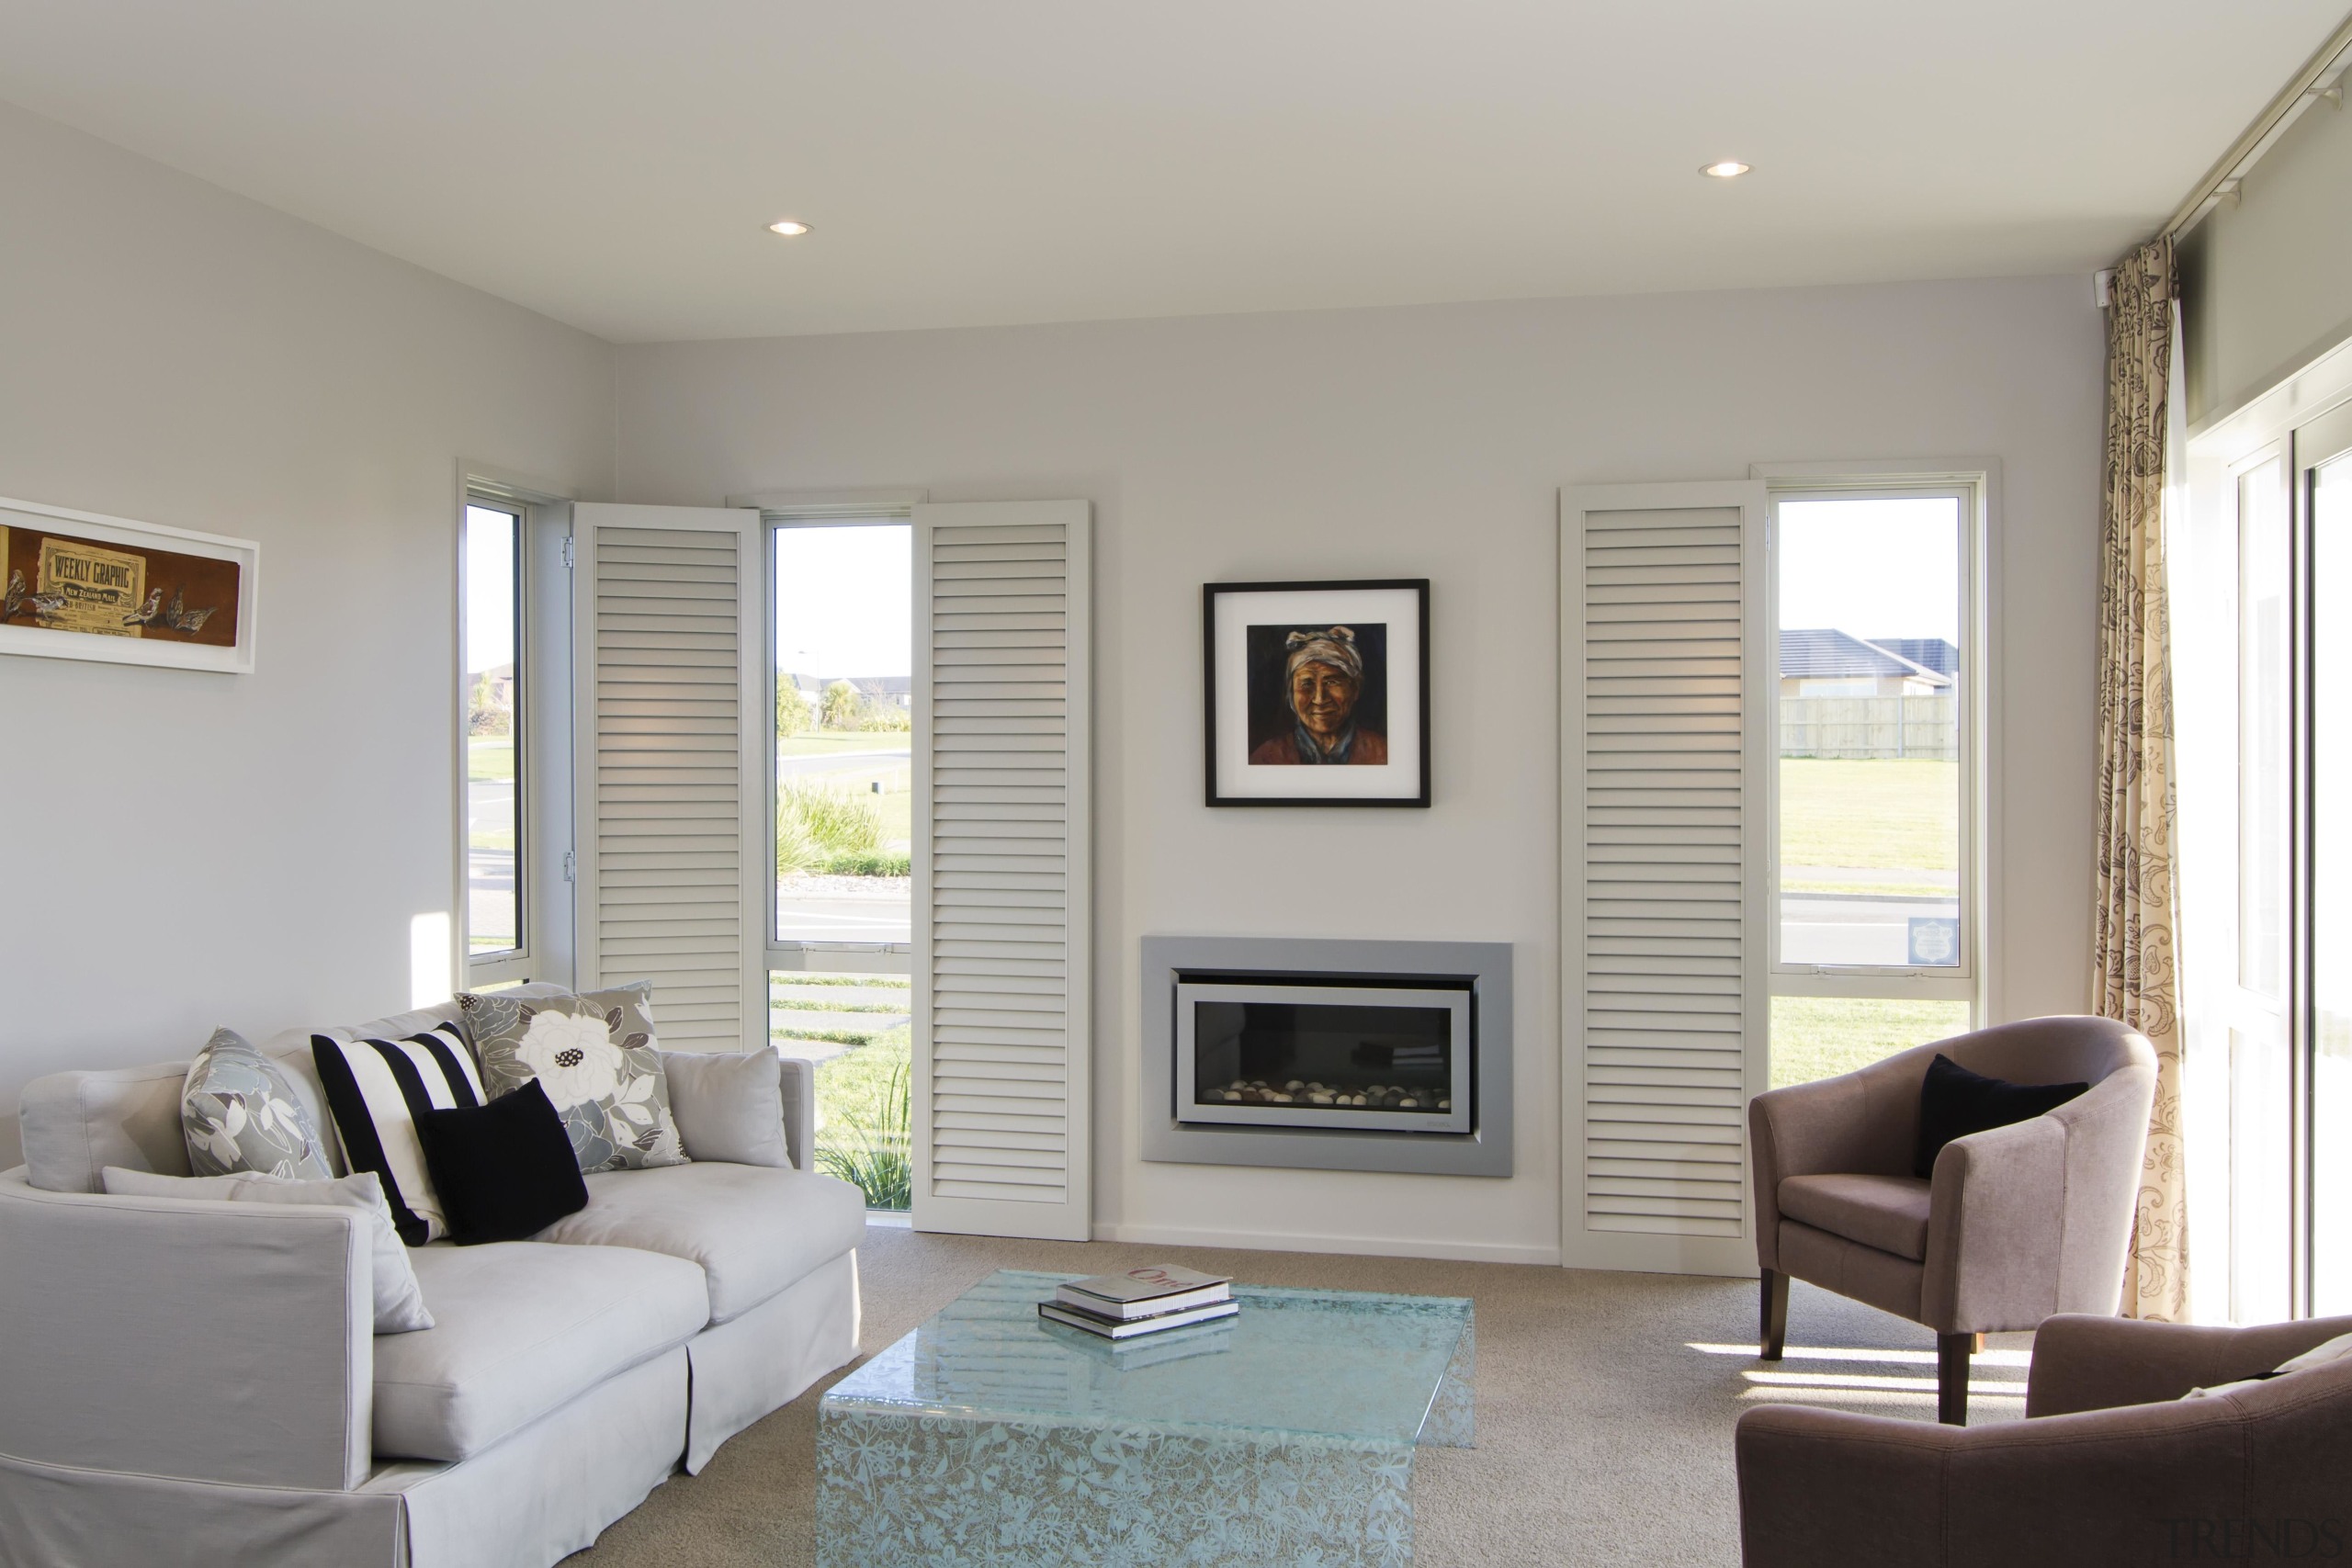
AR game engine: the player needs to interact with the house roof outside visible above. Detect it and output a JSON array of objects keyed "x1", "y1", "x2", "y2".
[
  {"x1": 1779, "y1": 629, "x2": 1951, "y2": 687},
  {"x1": 1864, "y1": 637, "x2": 1959, "y2": 677}
]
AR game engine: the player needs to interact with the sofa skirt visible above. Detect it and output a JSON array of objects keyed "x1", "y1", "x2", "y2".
[
  {"x1": 685, "y1": 1249, "x2": 862, "y2": 1472},
  {"x1": 0, "y1": 1346, "x2": 687, "y2": 1568}
]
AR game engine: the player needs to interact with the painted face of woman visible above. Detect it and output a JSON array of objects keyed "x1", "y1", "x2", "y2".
[{"x1": 1290, "y1": 661, "x2": 1361, "y2": 740}]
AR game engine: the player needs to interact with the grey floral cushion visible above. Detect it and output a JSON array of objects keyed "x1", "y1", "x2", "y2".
[
  {"x1": 455, "y1": 984, "x2": 688, "y2": 1173},
  {"x1": 182, "y1": 1026, "x2": 334, "y2": 1180}
]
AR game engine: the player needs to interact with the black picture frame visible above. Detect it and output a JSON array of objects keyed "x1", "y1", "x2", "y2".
[{"x1": 1203, "y1": 579, "x2": 1431, "y2": 807}]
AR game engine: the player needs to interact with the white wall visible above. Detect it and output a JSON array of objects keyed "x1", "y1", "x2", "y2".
[
  {"x1": 2180, "y1": 88, "x2": 2352, "y2": 426},
  {"x1": 617, "y1": 275, "x2": 2106, "y2": 1262},
  {"x1": 0, "y1": 103, "x2": 616, "y2": 1168}
]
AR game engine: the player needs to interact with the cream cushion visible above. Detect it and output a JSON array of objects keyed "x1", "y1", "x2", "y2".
[
  {"x1": 536, "y1": 1162, "x2": 865, "y2": 1325},
  {"x1": 373, "y1": 1241, "x2": 707, "y2": 1461}
]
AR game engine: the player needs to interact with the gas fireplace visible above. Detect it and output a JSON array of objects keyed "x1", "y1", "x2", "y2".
[{"x1": 1141, "y1": 936, "x2": 1513, "y2": 1178}]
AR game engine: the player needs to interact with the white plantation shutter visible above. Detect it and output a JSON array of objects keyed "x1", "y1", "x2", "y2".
[
  {"x1": 571, "y1": 503, "x2": 763, "y2": 1049},
  {"x1": 1560, "y1": 483, "x2": 1768, "y2": 1276},
  {"x1": 910, "y1": 501, "x2": 1091, "y2": 1241}
]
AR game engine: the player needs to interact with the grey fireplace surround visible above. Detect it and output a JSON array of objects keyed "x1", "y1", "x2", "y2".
[{"x1": 1140, "y1": 934, "x2": 1513, "y2": 1178}]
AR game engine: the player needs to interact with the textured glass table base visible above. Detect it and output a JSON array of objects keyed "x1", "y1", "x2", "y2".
[{"x1": 816, "y1": 1270, "x2": 1474, "y2": 1568}]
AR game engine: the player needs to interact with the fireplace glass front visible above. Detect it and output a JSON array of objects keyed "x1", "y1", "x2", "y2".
[{"x1": 1175, "y1": 978, "x2": 1473, "y2": 1135}]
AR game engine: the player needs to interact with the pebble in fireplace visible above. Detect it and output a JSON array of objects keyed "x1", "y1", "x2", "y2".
[{"x1": 1210, "y1": 1035, "x2": 1453, "y2": 1111}]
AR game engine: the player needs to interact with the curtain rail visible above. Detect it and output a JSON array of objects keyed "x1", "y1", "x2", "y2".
[{"x1": 2164, "y1": 12, "x2": 2352, "y2": 240}]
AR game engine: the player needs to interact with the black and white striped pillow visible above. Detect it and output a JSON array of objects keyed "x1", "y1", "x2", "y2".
[{"x1": 311, "y1": 1029, "x2": 485, "y2": 1245}]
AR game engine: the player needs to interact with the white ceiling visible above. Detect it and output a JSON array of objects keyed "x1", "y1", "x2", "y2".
[{"x1": 0, "y1": 2, "x2": 2339, "y2": 344}]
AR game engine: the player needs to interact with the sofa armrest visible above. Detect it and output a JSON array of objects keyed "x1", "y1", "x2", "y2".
[
  {"x1": 1920, "y1": 1065, "x2": 2154, "y2": 1333},
  {"x1": 1737, "y1": 1395, "x2": 2252, "y2": 1567},
  {"x1": 777, "y1": 1054, "x2": 816, "y2": 1173},
  {"x1": 0, "y1": 1169, "x2": 373, "y2": 1491},
  {"x1": 2026, "y1": 1313, "x2": 2352, "y2": 1417},
  {"x1": 1736, "y1": 1405, "x2": 1954, "y2": 1568},
  {"x1": 1920, "y1": 1106, "x2": 2068, "y2": 1331}
]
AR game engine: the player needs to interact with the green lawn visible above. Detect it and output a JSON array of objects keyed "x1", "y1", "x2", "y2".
[
  {"x1": 468, "y1": 737, "x2": 514, "y2": 782},
  {"x1": 1780, "y1": 759, "x2": 1955, "y2": 894},
  {"x1": 1771, "y1": 997, "x2": 1973, "y2": 1089}
]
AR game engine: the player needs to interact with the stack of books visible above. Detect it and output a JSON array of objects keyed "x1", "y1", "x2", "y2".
[{"x1": 1036, "y1": 1264, "x2": 1238, "y2": 1340}]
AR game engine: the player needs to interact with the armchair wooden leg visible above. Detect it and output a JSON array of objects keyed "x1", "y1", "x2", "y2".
[
  {"x1": 1760, "y1": 1269, "x2": 1789, "y2": 1360},
  {"x1": 1937, "y1": 1333, "x2": 1972, "y2": 1426}
]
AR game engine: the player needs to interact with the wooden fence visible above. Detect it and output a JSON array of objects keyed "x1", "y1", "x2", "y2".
[{"x1": 1780, "y1": 695, "x2": 1957, "y2": 760}]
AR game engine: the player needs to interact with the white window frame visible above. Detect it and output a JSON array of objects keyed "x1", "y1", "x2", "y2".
[
  {"x1": 1753, "y1": 463, "x2": 1995, "y2": 1023},
  {"x1": 756, "y1": 496, "x2": 919, "y2": 977},
  {"x1": 458, "y1": 490, "x2": 533, "y2": 986}
]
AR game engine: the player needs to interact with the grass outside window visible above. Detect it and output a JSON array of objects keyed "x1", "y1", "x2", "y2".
[
  {"x1": 1779, "y1": 758, "x2": 1956, "y2": 897},
  {"x1": 1770, "y1": 997, "x2": 1973, "y2": 1089},
  {"x1": 774, "y1": 971, "x2": 912, "y2": 1211}
]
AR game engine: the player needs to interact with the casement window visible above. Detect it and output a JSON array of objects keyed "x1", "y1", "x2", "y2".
[
  {"x1": 1559, "y1": 469, "x2": 1990, "y2": 1276},
  {"x1": 764, "y1": 508, "x2": 915, "y2": 976},
  {"x1": 569, "y1": 497, "x2": 1091, "y2": 1242},
  {"x1": 1764, "y1": 481, "x2": 1985, "y2": 1089},
  {"x1": 459, "y1": 496, "x2": 530, "y2": 985}
]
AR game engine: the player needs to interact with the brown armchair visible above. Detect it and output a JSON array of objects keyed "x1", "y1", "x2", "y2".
[
  {"x1": 1736, "y1": 1314, "x2": 2352, "y2": 1567},
  {"x1": 1748, "y1": 1016, "x2": 2156, "y2": 1422}
]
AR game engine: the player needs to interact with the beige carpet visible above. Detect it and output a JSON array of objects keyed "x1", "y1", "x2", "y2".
[{"x1": 566, "y1": 1225, "x2": 2030, "y2": 1567}]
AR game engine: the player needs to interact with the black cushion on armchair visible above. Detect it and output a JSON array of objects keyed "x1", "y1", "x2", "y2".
[{"x1": 1912, "y1": 1052, "x2": 2086, "y2": 1178}]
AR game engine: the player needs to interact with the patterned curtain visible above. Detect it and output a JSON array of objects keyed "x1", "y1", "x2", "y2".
[{"x1": 2094, "y1": 235, "x2": 2187, "y2": 1321}]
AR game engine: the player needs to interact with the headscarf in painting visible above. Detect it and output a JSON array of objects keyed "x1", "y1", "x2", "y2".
[{"x1": 1283, "y1": 626, "x2": 1363, "y2": 686}]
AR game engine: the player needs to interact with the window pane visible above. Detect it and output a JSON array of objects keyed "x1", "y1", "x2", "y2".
[
  {"x1": 775, "y1": 525, "x2": 912, "y2": 948},
  {"x1": 2312, "y1": 453, "x2": 2352, "y2": 1314},
  {"x1": 1770, "y1": 997, "x2": 1972, "y2": 1089},
  {"x1": 2231, "y1": 1022, "x2": 2296, "y2": 1324},
  {"x1": 773, "y1": 970, "x2": 911, "y2": 1211},
  {"x1": 464, "y1": 504, "x2": 520, "y2": 957},
  {"x1": 1777, "y1": 497, "x2": 1962, "y2": 968},
  {"x1": 2238, "y1": 459, "x2": 2289, "y2": 998}
]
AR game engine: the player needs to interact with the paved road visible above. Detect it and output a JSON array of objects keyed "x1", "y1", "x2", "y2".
[
  {"x1": 1781, "y1": 895, "x2": 1959, "y2": 967},
  {"x1": 779, "y1": 746, "x2": 910, "y2": 779}
]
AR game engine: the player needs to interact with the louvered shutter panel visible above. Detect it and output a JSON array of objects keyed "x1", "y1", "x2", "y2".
[
  {"x1": 910, "y1": 501, "x2": 1091, "y2": 1241},
  {"x1": 1560, "y1": 483, "x2": 1768, "y2": 1276},
  {"x1": 571, "y1": 503, "x2": 763, "y2": 1050}
]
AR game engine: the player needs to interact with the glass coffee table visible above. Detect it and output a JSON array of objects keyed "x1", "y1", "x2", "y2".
[{"x1": 816, "y1": 1269, "x2": 1474, "y2": 1567}]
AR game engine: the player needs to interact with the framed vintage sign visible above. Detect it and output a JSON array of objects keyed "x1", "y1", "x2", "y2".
[
  {"x1": 1204, "y1": 579, "x2": 1430, "y2": 807},
  {"x1": 0, "y1": 494, "x2": 258, "y2": 674}
]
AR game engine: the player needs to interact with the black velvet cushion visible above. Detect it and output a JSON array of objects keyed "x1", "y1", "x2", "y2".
[
  {"x1": 1913, "y1": 1053, "x2": 2089, "y2": 1179},
  {"x1": 413, "y1": 1079, "x2": 589, "y2": 1245}
]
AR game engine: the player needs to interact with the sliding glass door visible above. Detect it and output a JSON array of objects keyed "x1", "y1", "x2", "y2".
[
  {"x1": 2222, "y1": 400, "x2": 2352, "y2": 1322},
  {"x1": 2231, "y1": 455, "x2": 2293, "y2": 1324},
  {"x1": 2308, "y1": 422, "x2": 2352, "y2": 1315}
]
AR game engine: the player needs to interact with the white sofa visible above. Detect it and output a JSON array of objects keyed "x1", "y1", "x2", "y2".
[{"x1": 0, "y1": 986, "x2": 867, "y2": 1568}]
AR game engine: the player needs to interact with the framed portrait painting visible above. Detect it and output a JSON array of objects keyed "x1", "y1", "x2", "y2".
[{"x1": 1204, "y1": 579, "x2": 1430, "y2": 807}]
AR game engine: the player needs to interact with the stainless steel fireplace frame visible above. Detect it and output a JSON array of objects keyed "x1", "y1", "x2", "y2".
[{"x1": 1140, "y1": 935, "x2": 1513, "y2": 1178}]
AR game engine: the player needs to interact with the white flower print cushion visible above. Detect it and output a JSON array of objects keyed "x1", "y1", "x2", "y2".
[
  {"x1": 182, "y1": 1027, "x2": 335, "y2": 1180},
  {"x1": 456, "y1": 984, "x2": 688, "y2": 1173}
]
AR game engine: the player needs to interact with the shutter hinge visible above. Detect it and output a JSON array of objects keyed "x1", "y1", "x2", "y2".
[
  {"x1": 560, "y1": 536, "x2": 575, "y2": 570},
  {"x1": 562, "y1": 850, "x2": 577, "y2": 882}
]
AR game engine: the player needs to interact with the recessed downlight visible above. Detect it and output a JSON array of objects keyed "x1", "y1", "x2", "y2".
[
  {"x1": 767, "y1": 219, "x2": 812, "y2": 236},
  {"x1": 1699, "y1": 161, "x2": 1751, "y2": 179}
]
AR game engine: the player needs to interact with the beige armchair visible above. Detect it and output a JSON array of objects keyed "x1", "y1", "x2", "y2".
[
  {"x1": 1736, "y1": 1313, "x2": 2352, "y2": 1567},
  {"x1": 1748, "y1": 1016, "x2": 2156, "y2": 1423}
]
